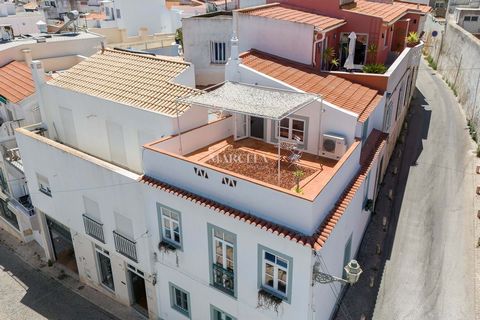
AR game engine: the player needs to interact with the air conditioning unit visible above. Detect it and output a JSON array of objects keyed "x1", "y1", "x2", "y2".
[{"x1": 321, "y1": 134, "x2": 347, "y2": 160}]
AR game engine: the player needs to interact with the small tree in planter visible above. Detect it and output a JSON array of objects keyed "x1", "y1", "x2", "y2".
[
  {"x1": 257, "y1": 289, "x2": 283, "y2": 314},
  {"x1": 362, "y1": 63, "x2": 388, "y2": 74},
  {"x1": 293, "y1": 169, "x2": 305, "y2": 193},
  {"x1": 406, "y1": 32, "x2": 420, "y2": 47}
]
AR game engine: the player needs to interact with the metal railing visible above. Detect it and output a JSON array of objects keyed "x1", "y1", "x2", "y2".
[
  {"x1": 113, "y1": 231, "x2": 137, "y2": 262},
  {"x1": 8, "y1": 196, "x2": 35, "y2": 217},
  {"x1": 82, "y1": 214, "x2": 105, "y2": 243},
  {"x1": 212, "y1": 263, "x2": 235, "y2": 296}
]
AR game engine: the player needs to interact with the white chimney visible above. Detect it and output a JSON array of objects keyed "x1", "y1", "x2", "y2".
[
  {"x1": 225, "y1": 33, "x2": 242, "y2": 82},
  {"x1": 30, "y1": 60, "x2": 48, "y2": 128},
  {"x1": 22, "y1": 49, "x2": 32, "y2": 66},
  {"x1": 30, "y1": 60, "x2": 46, "y2": 88}
]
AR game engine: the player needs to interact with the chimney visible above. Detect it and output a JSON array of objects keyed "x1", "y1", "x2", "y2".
[
  {"x1": 30, "y1": 60, "x2": 46, "y2": 88},
  {"x1": 30, "y1": 60, "x2": 48, "y2": 128},
  {"x1": 138, "y1": 27, "x2": 148, "y2": 41},
  {"x1": 22, "y1": 49, "x2": 32, "y2": 65},
  {"x1": 119, "y1": 28, "x2": 128, "y2": 42},
  {"x1": 225, "y1": 33, "x2": 242, "y2": 82}
]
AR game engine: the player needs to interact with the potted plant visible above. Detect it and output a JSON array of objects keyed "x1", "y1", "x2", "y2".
[
  {"x1": 257, "y1": 289, "x2": 283, "y2": 313},
  {"x1": 367, "y1": 43, "x2": 378, "y2": 64},
  {"x1": 406, "y1": 32, "x2": 420, "y2": 47},
  {"x1": 293, "y1": 169, "x2": 304, "y2": 193},
  {"x1": 362, "y1": 63, "x2": 388, "y2": 74},
  {"x1": 323, "y1": 47, "x2": 339, "y2": 70}
]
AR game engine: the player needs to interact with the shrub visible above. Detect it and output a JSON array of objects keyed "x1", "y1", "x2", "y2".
[
  {"x1": 406, "y1": 32, "x2": 420, "y2": 47},
  {"x1": 362, "y1": 63, "x2": 387, "y2": 74},
  {"x1": 426, "y1": 55, "x2": 437, "y2": 70}
]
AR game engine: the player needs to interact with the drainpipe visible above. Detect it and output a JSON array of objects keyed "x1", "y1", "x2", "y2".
[
  {"x1": 317, "y1": 97, "x2": 325, "y2": 157},
  {"x1": 312, "y1": 31, "x2": 325, "y2": 68}
]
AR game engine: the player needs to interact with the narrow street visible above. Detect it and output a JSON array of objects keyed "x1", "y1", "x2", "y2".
[
  {"x1": 0, "y1": 244, "x2": 117, "y2": 320},
  {"x1": 372, "y1": 61, "x2": 477, "y2": 319}
]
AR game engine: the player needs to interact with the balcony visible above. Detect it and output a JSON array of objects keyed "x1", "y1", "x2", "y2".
[
  {"x1": 212, "y1": 263, "x2": 235, "y2": 296},
  {"x1": 144, "y1": 117, "x2": 361, "y2": 235},
  {"x1": 82, "y1": 214, "x2": 105, "y2": 243},
  {"x1": 8, "y1": 194, "x2": 35, "y2": 217},
  {"x1": 4, "y1": 147, "x2": 23, "y2": 172},
  {"x1": 113, "y1": 231, "x2": 137, "y2": 262}
]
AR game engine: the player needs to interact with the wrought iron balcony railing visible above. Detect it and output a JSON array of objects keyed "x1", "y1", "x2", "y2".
[
  {"x1": 212, "y1": 263, "x2": 235, "y2": 296},
  {"x1": 82, "y1": 214, "x2": 105, "y2": 243},
  {"x1": 113, "y1": 230, "x2": 137, "y2": 262}
]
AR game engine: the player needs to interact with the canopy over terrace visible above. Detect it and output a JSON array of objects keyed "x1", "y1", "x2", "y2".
[{"x1": 179, "y1": 81, "x2": 321, "y2": 184}]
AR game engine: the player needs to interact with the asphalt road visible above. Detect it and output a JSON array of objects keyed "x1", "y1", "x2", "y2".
[
  {"x1": 0, "y1": 245, "x2": 117, "y2": 320},
  {"x1": 373, "y1": 60, "x2": 476, "y2": 319}
]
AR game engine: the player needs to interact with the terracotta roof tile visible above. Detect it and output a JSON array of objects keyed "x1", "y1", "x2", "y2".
[
  {"x1": 241, "y1": 50, "x2": 382, "y2": 122},
  {"x1": 343, "y1": 0, "x2": 431, "y2": 24},
  {"x1": 238, "y1": 3, "x2": 345, "y2": 31},
  {"x1": 140, "y1": 129, "x2": 387, "y2": 250},
  {"x1": 49, "y1": 49, "x2": 201, "y2": 116},
  {"x1": 0, "y1": 61, "x2": 37, "y2": 104}
]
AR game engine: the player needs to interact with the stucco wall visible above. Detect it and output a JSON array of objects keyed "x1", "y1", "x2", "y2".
[{"x1": 435, "y1": 21, "x2": 480, "y2": 135}]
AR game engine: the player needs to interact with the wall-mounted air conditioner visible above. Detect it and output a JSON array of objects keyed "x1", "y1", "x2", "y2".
[{"x1": 321, "y1": 134, "x2": 347, "y2": 160}]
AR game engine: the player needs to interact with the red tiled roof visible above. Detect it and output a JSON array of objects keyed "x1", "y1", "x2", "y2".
[
  {"x1": 140, "y1": 129, "x2": 387, "y2": 250},
  {"x1": 241, "y1": 49, "x2": 382, "y2": 122},
  {"x1": 343, "y1": 0, "x2": 431, "y2": 24},
  {"x1": 238, "y1": 3, "x2": 345, "y2": 31},
  {"x1": 85, "y1": 12, "x2": 107, "y2": 21},
  {"x1": 0, "y1": 61, "x2": 36, "y2": 104}
]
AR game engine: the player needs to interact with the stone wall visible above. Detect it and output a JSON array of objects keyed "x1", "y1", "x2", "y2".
[{"x1": 424, "y1": 14, "x2": 480, "y2": 136}]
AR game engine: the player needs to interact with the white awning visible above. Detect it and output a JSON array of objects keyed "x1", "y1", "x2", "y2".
[{"x1": 179, "y1": 81, "x2": 319, "y2": 120}]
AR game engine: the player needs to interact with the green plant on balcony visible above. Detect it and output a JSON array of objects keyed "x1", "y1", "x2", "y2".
[
  {"x1": 175, "y1": 28, "x2": 183, "y2": 46},
  {"x1": 406, "y1": 32, "x2": 420, "y2": 47},
  {"x1": 323, "y1": 47, "x2": 339, "y2": 70},
  {"x1": 362, "y1": 63, "x2": 387, "y2": 74},
  {"x1": 293, "y1": 169, "x2": 305, "y2": 193}
]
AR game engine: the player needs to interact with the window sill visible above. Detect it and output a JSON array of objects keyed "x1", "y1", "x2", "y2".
[
  {"x1": 159, "y1": 240, "x2": 180, "y2": 253},
  {"x1": 39, "y1": 189, "x2": 52, "y2": 197},
  {"x1": 210, "y1": 283, "x2": 236, "y2": 299}
]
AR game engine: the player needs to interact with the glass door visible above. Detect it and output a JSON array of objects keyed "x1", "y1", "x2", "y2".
[{"x1": 234, "y1": 114, "x2": 247, "y2": 141}]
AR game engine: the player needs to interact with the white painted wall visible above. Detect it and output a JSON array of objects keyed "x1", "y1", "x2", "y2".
[
  {"x1": 39, "y1": 82, "x2": 208, "y2": 173},
  {"x1": 15, "y1": 128, "x2": 159, "y2": 318},
  {"x1": 236, "y1": 12, "x2": 314, "y2": 65},
  {"x1": 113, "y1": 0, "x2": 174, "y2": 35},
  {"x1": 183, "y1": 14, "x2": 233, "y2": 86},
  {"x1": 142, "y1": 181, "x2": 314, "y2": 320},
  {"x1": 0, "y1": 33, "x2": 103, "y2": 67},
  {"x1": 0, "y1": 12, "x2": 46, "y2": 36}
]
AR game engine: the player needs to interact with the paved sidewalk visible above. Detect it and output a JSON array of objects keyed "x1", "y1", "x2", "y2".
[{"x1": 0, "y1": 228, "x2": 143, "y2": 320}]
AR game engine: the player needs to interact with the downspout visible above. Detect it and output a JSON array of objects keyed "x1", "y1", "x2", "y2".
[
  {"x1": 312, "y1": 30, "x2": 326, "y2": 68},
  {"x1": 317, "y1": 97, "x2": 325, "y2": 157}
]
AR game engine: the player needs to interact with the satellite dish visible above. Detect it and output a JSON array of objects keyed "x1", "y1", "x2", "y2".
[{"x1": 432, "y1": 31, "x2": 438, "y2": 37}]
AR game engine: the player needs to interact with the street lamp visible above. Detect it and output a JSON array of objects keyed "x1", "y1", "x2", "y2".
[{"x1": 313, "y1": 260, "x2": 363, "y2": 285}]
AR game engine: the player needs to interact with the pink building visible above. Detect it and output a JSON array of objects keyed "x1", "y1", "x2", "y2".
[{"x1": 239, "y1": 1, "x2": 430, "y2": 68}]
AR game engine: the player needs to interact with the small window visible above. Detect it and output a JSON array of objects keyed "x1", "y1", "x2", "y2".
[
  {"x1": 159, "y1": 205, "x2": 182, "y2": 248},
  {"x1": 276, "y1": 117, "x2": 305, "y2": 143},
  {"x1": 37, "y1": 173, "x2": 51, "y2": 197},
  {"x1": 211, "y1": 305, "x2": 236, "y2": 320},
  {"x1": 170, "y1": 283, "x2": 190, "y2": 318},
  {"x1": 116, "y1": 9, "x2": 121, "y2": 19},
  {"x1": 464, "y1": 16, "x2": 472, "y2": 22},
  {"x1": 258, "y1": 245, "x2": 292, "y2": 301},
  {"x1": 210, "y1": 42, "x2": 227, "y2": 64},
  {"x1": 472, "y1": 16, "x2": 479, "y2": 22}
]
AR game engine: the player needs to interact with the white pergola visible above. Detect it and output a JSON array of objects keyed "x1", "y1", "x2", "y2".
[{"x1": 179, "y1": 81, "x2": 320, "y2": 185}]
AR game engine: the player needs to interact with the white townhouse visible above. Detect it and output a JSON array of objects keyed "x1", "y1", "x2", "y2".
[
  {"x1": 0, "y1": 32, "x2": 103, "y2": 245},
  {"x1": 139, "y1": 79, "x2": 386, "y2": 319},
  {"x1": 15, "y1": 48, "x2": 205, "y2": 319}
]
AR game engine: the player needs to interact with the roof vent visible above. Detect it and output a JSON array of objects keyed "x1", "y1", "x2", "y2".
[{"x1": 35, "y1": 36, "x2": 46, "y2": 43}]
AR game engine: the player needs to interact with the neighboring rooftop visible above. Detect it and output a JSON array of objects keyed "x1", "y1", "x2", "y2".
[
  {"x1": 343, "y1": 0, "x2": 431, "y2": 24},
  {"x1": 237, "y1": 3, "x2": 346, "y2": 31},
  {"x1": 240, "y1": 50, "x2": 382, "y2": 122},
  {"x1": 182, "y1": 81, "x2": 318, "y2": 120},
  {"x1": 0, "y1": 61, "x2": 35, "y2": 103},
  {"x1": 48, "y1": 48, "x2": 201, "y2": 116}
]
